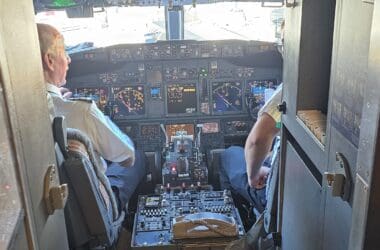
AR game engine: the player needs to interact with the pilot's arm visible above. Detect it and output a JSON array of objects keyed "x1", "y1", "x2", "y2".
[
  {"x1": 245, "y1": 85, "x2": 282, "y2": 188},
  {"x1": 85, "y1": 102, "x2": 136, "y2": 167},
  {"x1": 245, "y1": 113, "x2": 279, "y2": 188}
]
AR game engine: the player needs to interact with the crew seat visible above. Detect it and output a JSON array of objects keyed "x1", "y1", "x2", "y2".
[{"x1": 52, "y1": 116, "x2": 124, "y2": 249}]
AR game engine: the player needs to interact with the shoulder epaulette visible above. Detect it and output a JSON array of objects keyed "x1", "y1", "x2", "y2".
[{"x1": 69, "y1": 97, "x2": 94, "y2": 103}]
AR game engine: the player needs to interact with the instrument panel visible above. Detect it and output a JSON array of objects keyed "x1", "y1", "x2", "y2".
[{"x1": 66, "y1": 40, "x2": 282, "y2": 152}]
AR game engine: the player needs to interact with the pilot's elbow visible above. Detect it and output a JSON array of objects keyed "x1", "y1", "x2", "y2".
[
  {"x1": 120, "y1": 155, "x2": 135, "y2": 167},
  {"x1": 246, "y1": 135, "x2": 263, "y2": 150}
]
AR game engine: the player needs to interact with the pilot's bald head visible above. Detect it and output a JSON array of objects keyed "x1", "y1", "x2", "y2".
[
  {"x1": 37, "y1": 23, "x2": 70, "y2": 86},
  {"x1": 37, "y1": 23, "x2": 64, "y2": 58}
]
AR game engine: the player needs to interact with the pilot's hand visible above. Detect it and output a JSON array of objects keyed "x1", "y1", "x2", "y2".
[
  {"x1": 251, "y1": 166, "x2": 270, "y2": 189},
  {"x1": 60, "y1": 87, "x2": 72, "y2": 99}
]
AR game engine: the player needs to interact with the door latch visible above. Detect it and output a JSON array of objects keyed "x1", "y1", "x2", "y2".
[
  {"x1": 277, "y1": 101, "x2": 287, "y2": 114},
  {"x1": 44, "y1": 165, "x2": 68, "y2": 215},
  {"x1": 324, "y1": 152, "x2": 352, "y2": 202}
]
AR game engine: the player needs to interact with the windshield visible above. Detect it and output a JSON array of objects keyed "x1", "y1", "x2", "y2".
[
  {"x1": 35, "y1": 3, "x2": 283, "y2": 47},
  {"x1": 184, "y1": 3, "x2": 283, "y2": 42},
  {"x1": 35, "y1": 7, "x2": 166, "y2": 47}
]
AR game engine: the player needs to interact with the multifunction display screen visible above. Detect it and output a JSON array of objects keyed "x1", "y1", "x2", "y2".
[{"x1": 167, "y1": 84, "x2": 197, "y2": 114}]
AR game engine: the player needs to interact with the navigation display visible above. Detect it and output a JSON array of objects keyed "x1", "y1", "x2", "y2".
[
  {"x1": 246, "y1": 80, "x2": 277, "y2": 115},
  {"x1": 167, "y1": 84, "x2": 197, "y2": 114},
  {"x1": 212, "y1": 82, "x2": 243, "y2": 113},
  {"x1": 72, "y1": 87, "x2": 108, "y2": 112},
  {"x1": 112, "y1": 85, "x2": 145, "y2": 118}
]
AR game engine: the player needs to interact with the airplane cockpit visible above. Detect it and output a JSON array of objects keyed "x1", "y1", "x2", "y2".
[
  {"x1": 31, "y1": 0, "x2": 284, "y2": 249},
  {"x1": 3, "y1": 0, "x2": 380, "y2": 249}
]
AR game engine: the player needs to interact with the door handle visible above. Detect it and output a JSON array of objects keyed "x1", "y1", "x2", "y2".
[
  {"x1": 324, "y1": 152, "x2": 352, "y2": 202},
  {"x1": 277, "y1": 101, "x2": 287, "y2": 114},
  {"x1": 44, "y1": 165, "x2": 69, "y2": 215}
]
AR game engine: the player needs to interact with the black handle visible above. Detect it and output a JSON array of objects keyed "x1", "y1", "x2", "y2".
[{"x1": 277, "y1": 101, "x2": 287, "y2": 114}]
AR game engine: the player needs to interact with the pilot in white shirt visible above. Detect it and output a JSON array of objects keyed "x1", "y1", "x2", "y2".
[
  {"x1": 38, "y1": 23, "x2": 145, "y2": 210},
  {"x1": 47, "y1": 83, "x2": 135, "y2": 166}
]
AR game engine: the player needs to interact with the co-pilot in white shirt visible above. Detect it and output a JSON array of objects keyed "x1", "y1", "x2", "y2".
[
  {"x1": 258, "y1": 84, "x2": 283, "y2": 125},
  {"x1": 46, "y1": 84, "x2": 135, "y2": 168}
]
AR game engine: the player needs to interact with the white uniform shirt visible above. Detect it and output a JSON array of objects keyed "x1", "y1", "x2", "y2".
[
  {"x1": 47, "y1": 84, "x2": 135, "y2": 164},
  {"x1": 258, "y1": 84, "x2": 283, "y2": 124}
]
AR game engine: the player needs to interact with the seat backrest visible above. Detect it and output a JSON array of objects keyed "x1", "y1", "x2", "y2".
[
  {"x1": 52, "y1": 117, "x2": 124, "y2": 249},
  {"x1": 263, "y1": 136, "x2": 281, "y2": 233}
]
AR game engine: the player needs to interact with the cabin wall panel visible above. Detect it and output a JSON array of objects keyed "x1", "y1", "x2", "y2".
[
  {"x1": 322, "y1": 1, "x2": 373, "y2": 249},
  {"x1": 353, "y1": 0, "x2": 380, "y2": 249},
  {"x1": 281, "y1": 141, "x2": 323, "y2": 250}
]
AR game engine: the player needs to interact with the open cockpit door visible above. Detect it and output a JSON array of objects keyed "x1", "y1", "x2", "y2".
[{"x1": 0, "y1": 0, "x2": 69, "y2": 248}]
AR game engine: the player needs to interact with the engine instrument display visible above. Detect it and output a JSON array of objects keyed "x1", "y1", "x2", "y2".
[
  {"x1": 112, "y1": 86, "x2": 145, "y2": 118},
  {"x1": 167, "y1": 84, "x2": 197, "y2": 114},
  {"x1": 246, "y1": 80, "x2": 277, "y2": 115},
  {"x1": 72, "y1": 87, "x2": 108, "y2": 112},
  {"x1": 212, "y1": 82, "x2": 243, "y2": 113},
  {"x1": 165, "y1": 124, "x2": 195, "y2": 141}
]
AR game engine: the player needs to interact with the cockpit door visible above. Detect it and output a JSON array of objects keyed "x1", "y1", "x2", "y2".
[{"x1": 0, "y1": 0, "x2": 69, "y2": 249}]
